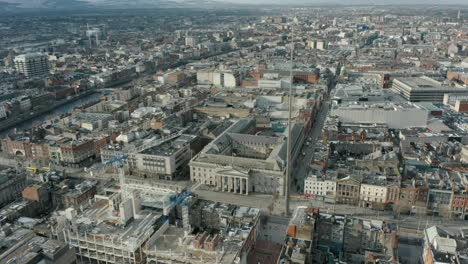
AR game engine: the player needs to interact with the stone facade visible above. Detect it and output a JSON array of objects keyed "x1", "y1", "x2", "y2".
[
  {"x1": 304, "y1": 175, "x2": 336, "y2": 197},
  {"x1": 0, "y1": 171, "x2": 27, "y2": 207},
  {"x1": 190, "y1": 119, "x2": 304, "y2": 196},
  {"x1": 359, "y1": 184, "x2": 388, "y2": 208},
  {"x1": 336, "y1": 176, "x2": 361, "y2": 205}
]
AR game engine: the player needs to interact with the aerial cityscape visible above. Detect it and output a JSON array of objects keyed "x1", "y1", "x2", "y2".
[{"x1": 0, "y1": 2, "x2": 467, "y2": 264}]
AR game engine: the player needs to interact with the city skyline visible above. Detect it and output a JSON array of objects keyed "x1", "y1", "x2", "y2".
[
  {"x1": 1, "y1": 0, "x2": 468, "y2": 11},
  {"x1": 0, "y1": 4, "x2": 467, "y2": 264}
]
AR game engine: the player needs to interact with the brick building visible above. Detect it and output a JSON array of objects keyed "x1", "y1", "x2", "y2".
[
  {"x1": 59, "y1": 139, "x2": 95, "y2": 167},
  {"x1": 451, "y1": 193, "x2": 468, "y2": 219},
  {"x1": 62, "y1": 180, "x2": 98, "y2": 209},
  {"x1": 399, "y1": 187, "x2": 428, "y2": 207}
]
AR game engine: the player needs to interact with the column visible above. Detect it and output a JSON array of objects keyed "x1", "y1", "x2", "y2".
[
  {"x1": 240, "y1": 178, "x2": 244, "y2": 195},
  {"x1": 227, "y1": 177, "x2": 231, "y2": 192},
  {"x1": 246, "y1": 178, "x2": 249, "y2": 195},
  {"x1": 231, "y1": 177, "x2": 235, "y2": 193},
  {"x1": 235, "y1": 177, "x2": 239, "y2": 194},
  {"x1": 233, "y1": 177, "x2": 237, "y2": 193},
  {"x1": 221, "y1": 176, "x2": 225, "y2": 192}
]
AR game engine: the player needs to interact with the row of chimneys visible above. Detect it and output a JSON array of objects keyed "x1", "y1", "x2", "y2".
[{"x1": 193, "y1": 231, "x2": 220, "y2": 251}]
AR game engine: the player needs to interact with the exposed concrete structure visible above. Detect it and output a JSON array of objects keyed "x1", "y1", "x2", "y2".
[
  {"x1": 57, "y1": 181, "x2": 171, "y2": 264},
  {"x1": 392, "y1": 76, "x2": 468, "y2": 102},
  {"x1": 330, "y1": 103, "x2": 428, "y2": 129}
]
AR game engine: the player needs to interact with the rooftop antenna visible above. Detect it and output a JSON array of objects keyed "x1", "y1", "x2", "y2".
[{"x1": 285, "y1": 15, "x2": 295, "y2": 216}]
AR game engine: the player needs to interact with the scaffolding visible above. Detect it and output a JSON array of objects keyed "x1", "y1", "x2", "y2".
[{"x1": 61, "y1": 192, "x2": 161, "y2": 264}]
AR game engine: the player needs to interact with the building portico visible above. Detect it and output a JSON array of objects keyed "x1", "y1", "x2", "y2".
[{"x1": 217, "y1": 166, "x2": 250, "y2": 195}]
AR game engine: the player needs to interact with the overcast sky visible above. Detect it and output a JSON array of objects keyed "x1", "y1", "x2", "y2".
[
  {"x1": 2, "y1": 0, "x2": 467, "y2": 9},
  {"x1": 225, "y1": 0, "x2": 468, "y2": 5}
]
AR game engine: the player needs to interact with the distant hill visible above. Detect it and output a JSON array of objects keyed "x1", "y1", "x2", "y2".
[
  {"x1": 0, "y1": 0, "x2": 224, "y2": 11},
  {"x1": 1, "y1": 0, "x2": 465, "y2": 12},
  {"x1": 0, "y1": 0, "x2": 89, "y2": 9}
]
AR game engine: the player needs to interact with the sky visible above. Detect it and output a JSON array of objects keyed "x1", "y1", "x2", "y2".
[
  {"x1": 1, "y1": 0, "x2": 467, "y2": 10},
  {"x1": 227, "y1": 0, "x2": 468, "y2": 4}
]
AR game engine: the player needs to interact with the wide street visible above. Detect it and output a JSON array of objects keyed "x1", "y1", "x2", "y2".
[
  {"x1": 291, "y1": 78, "x2": 334, "y2": 193},
  {"x1": 291, "y1": 96, "x2": 331, "y2": 193},
  {"x1": 194, "y1": 185, "x2": 466, "y2": 234}
]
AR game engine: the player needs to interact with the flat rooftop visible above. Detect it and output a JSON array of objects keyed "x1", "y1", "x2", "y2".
[
  {"x1": 0, "y1": 230, "x2": 69, "y2": 264},
  {"x1": 104, "y1": 134, "x2": 195, "y2": 157},
  {"x1": 15, "y1": 53, "x2": 47, "y2": 60},
  {"x1": 140, "y1": 143, "x2": 180, "y2": 156},
  {"x1": 146, "y1": 200, "x2": 260, "y2": 264},
  {"x1": 333, "y1": 102, "x2": 423, "y2": 111},
  {"x1": 397, "y1": 77, "x2": 442, "y2": 88},
  {"x1": 395, "y1": 77, "x2": 468, "y2": 92},
  {"x1": 63, "y1": 180, "x2": 97, "y2": 198},
  {"x1": 73, "y1": 198, "x2": 163, "y2": 251},
  {"x1": 73, "y1": 112, "x2": 113, "y2": 122}
]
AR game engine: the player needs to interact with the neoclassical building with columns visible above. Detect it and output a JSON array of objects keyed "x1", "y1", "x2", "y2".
[{"x1": 190, "y1": 118, "x2": 304, "y2": 196}]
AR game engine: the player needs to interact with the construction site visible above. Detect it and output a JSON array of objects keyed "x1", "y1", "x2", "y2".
[
  {"x1": 50, "y1": 170, "x2": 261, "y2": 264},
  {"x1": 56, "y1": 180, "x2": 171, "y2": 264}
]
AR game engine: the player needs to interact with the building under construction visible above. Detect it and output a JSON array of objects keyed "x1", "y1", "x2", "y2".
[
  {"x1": 52, "y1": 176, "x2": 192, "y2": 264},
  {"x1": 52, "y1": 177, "x2": 261, "y2": 264}
]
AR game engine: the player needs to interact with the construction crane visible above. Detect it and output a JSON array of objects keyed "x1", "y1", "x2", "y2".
[
  {"x1": 89, "y1": 151, "x2": 198, "y2": 213},
  {"x1": 94, "y1": 153, "x2": 129, "y2": 170},
  {"x1": 161, "y1": 186, "x2": 199, "y2": 232},
  {"x1": 164, "y1": 190, "x2": 192, "y2": 215},
  {"x1": 90, "y1": 153, "x2": 129, "y2": 198},
  {"x1": 89, "y1": 152, "x2": 198, "y2": 234},
  {"x1": 87, "y1": 130, "x2": 197, "y2": 227}
]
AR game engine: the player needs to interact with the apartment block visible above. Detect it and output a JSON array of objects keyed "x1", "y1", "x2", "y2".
[{"x1": 14, "y1": 53, "x2": 50, "y2": 78}]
